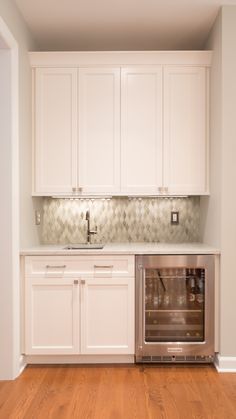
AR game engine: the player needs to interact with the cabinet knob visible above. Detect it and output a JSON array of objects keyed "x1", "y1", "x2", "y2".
[
  {"x1": 158, "y1": 187, "x2": 163, "y2": 194},
  {"x1": 72, "y1": 187, "x2": 77, "y2": 193},
  {"x1": 74, "y1": 279, "x2": 79, "y2": 285},
  {"x1": 81, "y1": 279, "x2": 86, "y2": 285},
  {"x1": 77, "y1": 187, "x2": 83, "y2": 192}
]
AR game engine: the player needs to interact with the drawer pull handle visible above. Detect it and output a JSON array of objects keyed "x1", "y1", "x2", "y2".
[
  {"x1": 46, "y1": 265, "x2": 66, "y2": 269},
  {"x1": 94, "y1": 265, "x2": 114, "y2": 269},
  {"x1": 72, "y1": 187, "x2": 82, "y2": 193}
]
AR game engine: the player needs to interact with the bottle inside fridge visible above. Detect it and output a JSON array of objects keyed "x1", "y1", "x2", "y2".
[{"x1": 144, "y1": 266, "x2": 205, "y2": 343}]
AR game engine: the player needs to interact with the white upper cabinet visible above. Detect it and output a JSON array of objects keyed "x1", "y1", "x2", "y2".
[
  {"x1": 121, "y1": 67, "x2": 163, "y2": 195},
  {"x1": 78, "y1": 68, "x2": 120, "y2": 194},
  {"x1": 31, "y1": 52, "x2": 211, "y2": 196},
  {"x1": 163, "y1": 66, "x2": 208, "y2": 195},
  {"x1": 33, "y1": 68, "x2": 77, "y2": 195}
]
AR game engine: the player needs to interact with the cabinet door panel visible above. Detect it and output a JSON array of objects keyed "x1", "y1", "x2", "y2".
[
  {"x1": 34, "y1": 68, "x2": 77, "y2": 194},
  {"x1": 81, "y1": 278, "x2": 134, "y2": 354},
  {"x1": 25, "y1": 278, "x2": 79, "y2": 354},
  {"x1": 79, "y1": 68, "x2": 120, "y2": 194},
  {"x1": 121, "y1": 67, "x2": 163, "y2": 194},
  {"x1": 163, "y1": 66, "x2": 208, "y2": 194}
]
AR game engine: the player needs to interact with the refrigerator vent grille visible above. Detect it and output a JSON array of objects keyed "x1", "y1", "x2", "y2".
[{"x1": 138, "y1": 355, "x2": 214, "y2": 363}]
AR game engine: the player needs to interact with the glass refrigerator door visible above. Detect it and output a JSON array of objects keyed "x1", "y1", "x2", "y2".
[{"x1": 144, "y1": 268, "x2": 205, "y2": 343}]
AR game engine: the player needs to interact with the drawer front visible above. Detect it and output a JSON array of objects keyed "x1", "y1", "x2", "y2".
[{"x1": 25, "y1": 255, "x2": 135, "y2": 277}]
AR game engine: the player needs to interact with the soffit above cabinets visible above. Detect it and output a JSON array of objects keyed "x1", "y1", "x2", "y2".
[
  {"x1": 14, "y1": 0, "x2": 236, "y2": 50},
  {"x1": 29, "y1": 51, "x2": 212, "y2": 67}
]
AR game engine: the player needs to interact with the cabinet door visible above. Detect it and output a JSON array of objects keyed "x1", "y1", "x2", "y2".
[
  {"x1": 121, "y1": 67, "x2": 163, "y2": 195},
  {"x1": 163, "y1": 66, "x2": 208, "y2": 195},
  {"x1": 25, "y1": 277, "x2": 79, "y2": 354},
  {"x1": 78, "y1": 68, "x2": 120, "y2": 194},
  {"x1": 34, "y1": 68, "x2": 77, "y2": 195},
  {"x1": 81, "y1": 277, "x2": 134, "y2": 354}
]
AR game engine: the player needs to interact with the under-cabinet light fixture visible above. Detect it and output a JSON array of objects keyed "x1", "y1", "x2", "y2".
[
  {"x1": 51, "y1": 196, "x2": 112, "y2": 200},
  {"x1": 51, "y1": 195, "x2": 188, "y2": 200},
  {"x1": 127, "y1": 196, "x2": 188, "y2": 199}
]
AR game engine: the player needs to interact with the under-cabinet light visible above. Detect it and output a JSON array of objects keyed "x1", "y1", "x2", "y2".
[
  {"x1": 51, "y1": 195, "x2": 188, "y2": 200},
  {"x1": 127, "y1": 195, "x2": 188, "y2": 199},
  {"x1": 51, "y1": 196, "x2": 112, "y2": 200}
]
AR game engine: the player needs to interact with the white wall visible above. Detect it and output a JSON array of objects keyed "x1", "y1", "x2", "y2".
[
  {"x1": 0, "y1": 0, "x2": 39, "y2": 379},
  {"x1": 201, "y1": 6, "x2": 236, "y2": 362},
  {"x1": 200, "y1": 11, "x2": 222, "y2": 248},
  {"x1": 219, "y1": 6, "x2": 236, "y2": 357},
  {"x1": 0, "y1": 48, "x2": 14, "y2": 379},
  {"x1": 0, "y1": 0, "x2": 42, "y2": 247}
]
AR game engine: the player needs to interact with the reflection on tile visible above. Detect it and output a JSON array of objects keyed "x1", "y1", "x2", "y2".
[{"x1": 42, "y1": 197, "x2": 200, "y2": 244}]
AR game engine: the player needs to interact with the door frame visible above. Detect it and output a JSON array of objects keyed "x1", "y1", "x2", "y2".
[{"x1": 0, "y1": 16, "x2": 20, "y2": 380}]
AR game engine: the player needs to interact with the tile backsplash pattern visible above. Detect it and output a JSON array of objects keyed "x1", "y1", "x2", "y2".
[{"x1": 42, "y1": 197, "x2": 200, "y2": 244}]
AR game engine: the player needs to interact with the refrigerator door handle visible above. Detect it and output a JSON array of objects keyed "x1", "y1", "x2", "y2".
[{"x1": 138, "y1": 264, "x2": 145, "y2": 350}]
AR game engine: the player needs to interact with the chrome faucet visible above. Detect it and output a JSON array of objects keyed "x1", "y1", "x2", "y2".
[{"x1": 85, "y1": 210, "x2": 97, "y2": 244}]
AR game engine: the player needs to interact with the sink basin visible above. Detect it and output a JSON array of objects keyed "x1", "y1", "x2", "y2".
[{"x1": 64, "y1": 244, "x2": 104, "y2": 250}]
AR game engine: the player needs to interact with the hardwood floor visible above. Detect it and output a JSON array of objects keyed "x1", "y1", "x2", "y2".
[{"x1": 0, "y1": 364, "x2": 236, "y2": 419}]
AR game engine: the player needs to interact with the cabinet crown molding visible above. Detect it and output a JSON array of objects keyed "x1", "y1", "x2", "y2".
[{"x1": 29, "y1": 51, "x2": 212, "y2": 67}]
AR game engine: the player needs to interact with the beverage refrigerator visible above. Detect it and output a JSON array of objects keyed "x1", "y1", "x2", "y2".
[{"x1": 135, "y1": 255, "x2": 215, "y2": 363}]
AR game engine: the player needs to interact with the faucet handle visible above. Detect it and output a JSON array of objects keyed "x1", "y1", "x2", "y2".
[{"x1": 90, "y1": 226, "x2": 97, "y2": 235}]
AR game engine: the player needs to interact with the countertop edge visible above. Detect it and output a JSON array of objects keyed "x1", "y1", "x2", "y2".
[{"x1": 20, "y1": 243, "x2": 220, "y2": 256}]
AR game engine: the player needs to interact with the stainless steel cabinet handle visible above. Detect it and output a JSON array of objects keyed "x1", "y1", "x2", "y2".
[
  {"x1": 74, "y1": 279, "x2": 79, "y2": 285},
  {"x1": 81, "y1": 279, "x2": 86, "y2": 285},
  {"x1": 94, "y1": 265, "x2": 114, "y2": 269},
  {"x1": 46, "y1": 265, "x2": 66, "y2": 269},
  {"x1": 72, "y1": 187, "x2": 82, "y2": 193}
]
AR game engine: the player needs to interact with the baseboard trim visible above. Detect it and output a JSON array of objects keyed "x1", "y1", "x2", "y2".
[
  {"x1": 19, "y1": 355, "x2": 26, "y2": 374},
  {"x1": 25, "y1": 354, "x2": 135, "y2": 365},
  {"x1": 214, "y1": 354, "x2": 236, "y2": 372}
]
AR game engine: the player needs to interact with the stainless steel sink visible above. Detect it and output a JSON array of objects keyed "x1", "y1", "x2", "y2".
[{"x1": 64, "y1": 244, "x2": 104, "y2": 250}]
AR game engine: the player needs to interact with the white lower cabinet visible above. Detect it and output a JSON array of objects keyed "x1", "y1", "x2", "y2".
[
  {"x1": 25, "y1": 277, "x2": 80, "y2": 355},
  {"x1": 24, "y1": 256, "x2": 135, "y2": 357},
  {"x1": 81, "y1": 277, "x2": 134, "y2": 355}
]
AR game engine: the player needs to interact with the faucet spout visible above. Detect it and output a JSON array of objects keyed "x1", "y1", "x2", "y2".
[{"x1": 85, "y1": 210, "x2": 97, "y2": 244}]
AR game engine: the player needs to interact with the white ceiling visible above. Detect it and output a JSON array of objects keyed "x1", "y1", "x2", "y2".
[{"x1": 14, "y1": 0, "x2": 236, "y2": 50}]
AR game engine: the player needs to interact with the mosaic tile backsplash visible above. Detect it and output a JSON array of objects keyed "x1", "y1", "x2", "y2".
[{"x1": 41, "y1": 197, "x2": 200, "y2": 244}]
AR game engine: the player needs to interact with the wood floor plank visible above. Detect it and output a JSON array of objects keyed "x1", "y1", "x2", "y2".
[{"x1": 1, "y1": 365, "x2": 236, "y2": 419}]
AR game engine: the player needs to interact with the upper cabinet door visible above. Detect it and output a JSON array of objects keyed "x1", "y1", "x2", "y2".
[
  {"x1": 34, "y1": 68, "x2": 77, "y2": 195},
  {"x1": 163, "y1": 66, "x2": 208, "y2": 195},
  {"x1": 121, "y1": 67, "x2": 163, "y2": 195},
  {"x1": 78, "y1": 68, "x2": 121, "y2": 194}
]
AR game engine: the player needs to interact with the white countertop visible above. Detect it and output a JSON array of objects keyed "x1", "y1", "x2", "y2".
[{"x1": 20, "y1": 242, "x2": 220, "y2": 256}]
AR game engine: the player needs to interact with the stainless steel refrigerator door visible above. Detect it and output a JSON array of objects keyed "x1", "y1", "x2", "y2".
[{"x1": 135, "y1": 255, "x2": 215, "y2": 363}]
